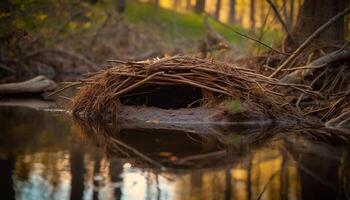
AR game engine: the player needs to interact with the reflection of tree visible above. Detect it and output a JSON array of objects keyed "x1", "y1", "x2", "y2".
[
  {"x1": 191, "y1": 170, "x2": 203, "y2": 191},
  {"x1": 283, "y1": 134, "x2": 347, "y2": 200},
  {"x1": 225, "y1": 169, "x2": 232, "y2": 200},
  {"x1": 14, "y1": 155, "x2": 30, "y2": 182},
  {"x1": 109, "y1": 159, "x2": 123, "y2": 200},
  {"x1": 73, "y1": 111, "x2": 350, "y2": 200},
  {"x1": 339, "y1": 147, "x2": 350, "y2": 199},
  {"x1": 0, "y1": 153, "x2": 15, "y2": 200},
  {"x1": 92, "y1": 154, "x2": 102, "y2": 200},
  {"x1": 0, "y1": 107, "x2": 75, "y2": 198},
  {"x1": 69, "y1": 148, "x2": 85, "y2": 200},
  {"x1": 74, "y1": 115, "x2": 284, "y2": 170},
  {"x1": 246, "y1": 155, "x2": 252, "y2": 200},
  {"x1": 279, "y1": 150, "x2": 289, "y2": 200},
  {"x1": 0, "y1": 107, "x2": 71, "y2": 155}
]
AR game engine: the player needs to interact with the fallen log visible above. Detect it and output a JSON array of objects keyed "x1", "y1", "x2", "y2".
[
  {"x1": 0, "y1": 98, "x2": 56, "y2": 110},
  {"x1": 0, "y1": 75, "x2": 57, "y2": 94},
  {"x1": 281, "y1": 50, "x2": 350, "y2": 84}
]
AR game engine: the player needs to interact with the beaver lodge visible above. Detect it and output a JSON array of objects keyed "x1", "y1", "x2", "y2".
[
  {"x1": 71, "y1": 56, "x2": 309, "y2": 127},
  {"x1": 69, "y1": 55, "x2": 350, "y2": 168}
]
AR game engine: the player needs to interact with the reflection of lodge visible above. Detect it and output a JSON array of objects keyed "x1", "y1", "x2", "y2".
[
  {"x1": 75, "y1": 116, "x2": 350, "y2": 199},
  {"x1": 74, "y1": 116, "x2": 283, "y2": 169},
  {"x1": 1, "y1": 106, "x2": 350, "y2": 200}
]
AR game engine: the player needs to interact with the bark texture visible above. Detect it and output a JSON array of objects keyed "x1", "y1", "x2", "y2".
[
  {"x1": 229, "y1": 0, "x2": 236, "y2": 23},
  {"x1": 249, "y1": 0, "x2": 256, "y2": 30},
  {"x1": 292, "y1": 0, "x2": 347, "y2": 45},
  {"x1": 215, "y1": 0, "x2": 221, "y2": 19},
  {"x1": 195, "y1": 0, "x2": 205, "y2": 13}
]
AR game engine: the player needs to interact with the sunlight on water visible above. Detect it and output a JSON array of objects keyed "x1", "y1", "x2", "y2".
[{"x1": 10, "y1": 149, "x2": 300, "y2": 200}]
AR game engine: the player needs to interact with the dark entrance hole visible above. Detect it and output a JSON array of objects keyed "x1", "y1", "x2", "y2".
[{"x1": 119, "y1": 85, "x2": 203, "y2": 109}]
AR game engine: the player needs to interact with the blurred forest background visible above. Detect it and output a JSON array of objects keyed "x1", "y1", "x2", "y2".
[{"x1": 0, "y1": 0, "x2": 349, "y2": 82}]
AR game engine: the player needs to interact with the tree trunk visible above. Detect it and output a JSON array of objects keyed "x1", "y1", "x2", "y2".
[
  {"x1": 346, "y1": 14, "x2": 350, "y2": 34},
  {"x1": 115, "y1": 0, "x2": 126, "y2": 13},
  {"x1": 153, "y1": 0, "x2": 159, "y2": 7},
  {"x1": 173, "y1": 0, "x2": 180, "y2": 10},
  {"x1": 289, "y1": 0, "x2": 295, "y2": 28},
  {"x1": 186, "y1": 0, "x2": 192, "y2": 11},
  {"x1": 250, "y1": 0, "x2": 256, "y2": 31},
  {"x1": 291, "y1": 0, "x2": 347, "y2": 46},
  {"x1": 195, "y1": 0, "x2": 205, "y2": 13},
  {"x1": 214, "y1": 0, "x2": 222, "y2": 19},
  {"x1": 229, "y1": 0, "x2": 236, "y2": 23},
  {"x1": 282, "y1": 0, "x2": 291, "y2": 29}
]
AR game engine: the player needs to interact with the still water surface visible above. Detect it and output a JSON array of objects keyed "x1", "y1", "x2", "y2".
[{"x1": 0, "y1": 106, "x2": 349, "y2": 200}]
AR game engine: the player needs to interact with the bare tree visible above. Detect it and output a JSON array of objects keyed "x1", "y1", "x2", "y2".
[
  {"x1": 229, "y1": 0, "x2": 236, "y2": 23},
  {"x1": 289, "y1": 0, "x2": 295, "y2": 28},
  {"x1": 266, "y1": 0, "x2": 293, "y2": 38},
  {"x1": 153, "y1": 0, "x2": 159, "y2": 7},
  {"x1": 250, "y1": 0, "x2": 256, "y2": 31},
  {"x1": 282, "y1": 0, "x2": 291, "y2": 29},
  {"x1": 115, "y1": 0, "x2": 126, "y2": 13},
  {"x1": 215, "y1": 0, "x2": 222, "y2": 19},
  {"x1": 195, "y1": 0, "x2": 205, "y2": 13},
  {"x1": 173, "y1": 0, "x2": 180, "y2": 10},
  {"x1": 186, "y1": 0, "x2": 192, "y2": 11}
]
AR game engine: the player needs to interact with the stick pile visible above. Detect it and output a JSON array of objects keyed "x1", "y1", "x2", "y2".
[{"x1": 72, "y1": 56, "x2": 304, "y2": 119}]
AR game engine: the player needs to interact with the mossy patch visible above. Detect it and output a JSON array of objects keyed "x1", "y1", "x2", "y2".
[{"x1": 224, "y1": 99, "x2": 245, "y2": 113}]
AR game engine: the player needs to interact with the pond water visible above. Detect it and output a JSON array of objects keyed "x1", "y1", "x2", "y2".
[{"x1": 0, "y1": 106, "x2": 349, "y2": 200}]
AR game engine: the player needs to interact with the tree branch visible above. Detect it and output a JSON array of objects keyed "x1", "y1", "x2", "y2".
[{"x1": 265, "y1": 0, "x2": 293, "y2": 39}]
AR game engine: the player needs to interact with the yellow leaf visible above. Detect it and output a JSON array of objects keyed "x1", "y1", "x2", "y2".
[
  {"x1": 36, "y1": 14, "x2": 47, "y2": 21},
  {"x1": 159, "y1": 152, "x2": 172, "y2": 157}
]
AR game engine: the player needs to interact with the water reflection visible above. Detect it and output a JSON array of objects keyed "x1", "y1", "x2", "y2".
[{"x1": 0, "y1": 106, "x2": 349, "y2": 200}]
